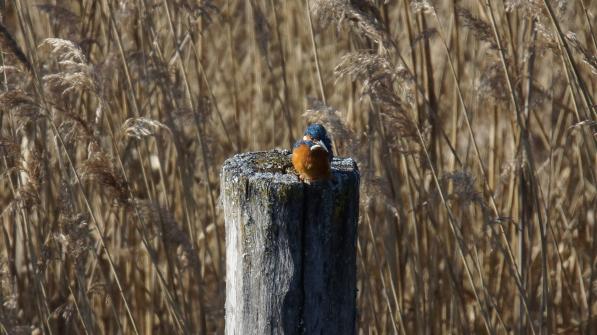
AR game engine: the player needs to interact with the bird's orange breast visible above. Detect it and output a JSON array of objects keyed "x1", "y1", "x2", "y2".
[{"x1": 292, "y1": 143, "x2": 331, "y2": 182}]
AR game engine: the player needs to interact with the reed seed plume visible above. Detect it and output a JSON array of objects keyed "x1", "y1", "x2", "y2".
[
  {"x1": 335, "y1": 51, "x2": 417, "y2": 138},
  {"x1": 177, "y1": 0, "x2": 218, "y2": 23},
  {"x1": 39, "y1": 38, "x2": 87, "y2": 64},
  {"x1": 311, "y1": 0, "x2": 389, "y2": 48},
  {"x1": 440, "y1": 170, "x2": 485, "y2": 209},
  {"x1": 43, "y1": 72, "x2": 95, "y2": 96},
  {"x1": 57, "y1": 115, "x2": 95, "y2": 145},
  {"x1": 39, "y1": 38, "x2": 97, "y2": 96},
  {"x1": 134, "y1": 200, "x2": 200, "y2": 270},
  {"x1": 410, "y1": 0, "x2": 436, "y2": 14},
  {"x1": 0, "y1": 89, "x2": 39, "y2": 112},
  {"x1": 79, "y1": 150, "x2": 129, "y2": 205},
  {"x1": 478, "y1": 61, "x2": 511, "y2": 104},
  {"x1": 120, "y1": 117, "x2": 172, "y2": 141},
  {"x1": 456, "y1": 7, "x2": 499, "y2": 50},
  {"x1": 504, "y1": 0, "x2": 544, "y2": 16},
  {"x1": 335, "y1": 52, "x2": 393, "y2": 81},
  {"x1": 0, "y1": 89, "x2": 43, "y2": 130},
  {"x1": 9, "y1": 148, "x2": 43, "y2": 211},
  {"x1": 56, "y1": 213, "x2": 93, "y2": 262}
]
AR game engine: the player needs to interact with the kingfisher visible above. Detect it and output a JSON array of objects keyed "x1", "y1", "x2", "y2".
[{"x1": 291, "y1": 124, "x2": 333, "y2": 182}]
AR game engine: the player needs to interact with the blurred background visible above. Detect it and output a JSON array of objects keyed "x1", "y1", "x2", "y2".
[{"x1": 0, "y1": 0, "x2": 595, "y2": 334}]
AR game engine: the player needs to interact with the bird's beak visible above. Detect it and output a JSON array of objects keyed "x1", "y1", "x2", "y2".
[{"x1": 310, "y1": 140, "x2": 329, "y2": 152}]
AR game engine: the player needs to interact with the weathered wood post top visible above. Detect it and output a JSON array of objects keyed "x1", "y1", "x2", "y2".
[{"x1": 221, "y1": 149, "x2": 359, "y2": 335}]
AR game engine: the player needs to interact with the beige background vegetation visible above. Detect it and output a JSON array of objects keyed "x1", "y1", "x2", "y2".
[{"x1": 0, "y1": 0, "x2": 595, "y2": 334}]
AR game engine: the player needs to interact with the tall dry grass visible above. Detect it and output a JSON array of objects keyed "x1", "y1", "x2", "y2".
[{"x1": 0, "y1": 0, "x2": 595, "y2": 334}]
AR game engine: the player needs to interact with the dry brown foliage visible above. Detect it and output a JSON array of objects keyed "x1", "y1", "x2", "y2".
[{"x1": 0, "y1": 0, "x2": 595, "y2": 334}]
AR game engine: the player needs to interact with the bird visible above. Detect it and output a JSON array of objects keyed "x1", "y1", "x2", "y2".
[
  {"x1": 292, "y1": 124, "x2": 333, "y2": 182},
  {"x1": 302, "y1": 123, "x2": 333, "y2": 162}
]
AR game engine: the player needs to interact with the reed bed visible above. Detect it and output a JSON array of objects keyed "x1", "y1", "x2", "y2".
[{"x1": 0, "y1": 0, "x2": 595, "y2": 334}]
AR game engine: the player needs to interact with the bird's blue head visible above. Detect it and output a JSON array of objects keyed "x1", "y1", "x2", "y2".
[
  {"x1": 304, "y1": 124, "x2": 328, "y2": 141},
  {"x1": 303, "y1": 124, "x2": 333, "y2": 161}
]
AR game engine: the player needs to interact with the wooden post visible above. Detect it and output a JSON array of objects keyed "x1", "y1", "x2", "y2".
[{"x1": 221, "y1": 149, "x2": 359, "y2": 335}]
